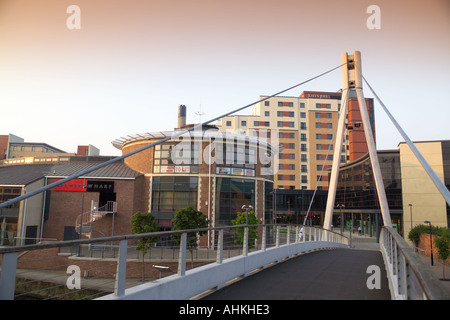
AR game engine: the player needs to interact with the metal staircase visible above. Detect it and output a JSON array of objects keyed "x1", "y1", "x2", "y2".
[{"x1": 75, "y1": 200, "x2": 118, "y2": 238}]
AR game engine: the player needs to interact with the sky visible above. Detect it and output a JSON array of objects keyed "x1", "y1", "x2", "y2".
[{"x1": 0, "y1": 0, "x2": 449, "y2": 156}]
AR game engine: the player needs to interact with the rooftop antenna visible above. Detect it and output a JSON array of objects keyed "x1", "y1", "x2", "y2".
[{"x1": 195, "y1": 99, "x2": 205, "y2": 123}]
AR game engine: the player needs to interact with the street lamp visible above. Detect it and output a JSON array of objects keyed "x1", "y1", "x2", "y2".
[
  {"x1": 408, "y1": 204, "x2": 413, "y2": 230},
  {"x1": 337, "y1": 203, "x2": 345, "y2": 236},
  {"x1": 297, "y1": 196, "x2": 303, "y2": 225},
  {"x1": 424, "y1": 221, "x2": 434, "y2": 266},
  {"x1": 242, "y1": 204, "x2": 253, "y2": 225}
]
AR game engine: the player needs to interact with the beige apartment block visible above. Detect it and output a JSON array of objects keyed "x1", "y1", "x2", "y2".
[
  {"x1": 217, "y1": 92, "x2": 346, "y2": 190},
  {"x1": 399, "y1": 141, "x2": 450, "y2": 236}
]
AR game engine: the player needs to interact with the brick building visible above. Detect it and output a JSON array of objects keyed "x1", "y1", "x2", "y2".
[{"x1": 0, "y1": 106, "x2": 275, "y2": 247}]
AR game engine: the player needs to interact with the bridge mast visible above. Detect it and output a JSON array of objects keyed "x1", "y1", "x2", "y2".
[{"x1": 323, "y1": 51, "x2": 392, "y2": 230}]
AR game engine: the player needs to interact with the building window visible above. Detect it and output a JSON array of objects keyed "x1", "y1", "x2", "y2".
[
  {"x1": 265, "y1": 111, "x2": 270, "y2": 116},
  {"x1": 300, "y1": 103, "x2": 305, "y2": 108},
  {"x1": 278, "y1": 101, "x2": 293, "y2": 107},
  {"x1": 300, "y1": 122, "x2": 306, "y2": 130},
  {"x1": 151, "y1": 176, "x2": 198, "y2": 220},
  {"x1": 265, "y1": 101, "x2": 270, "y2": 106},
  {"x1": 226, "y1": 121, "x2": 232, "y2": 126},
  {"x1": 241, "y1": 121, "x2": 247, "y2": 126},
  {"x1": 300, "y1": 112, "x2": 306, "y2": 118},
  {"x1": 289, "y1": 133, "x2": 295, "y2": 139},
  {"x1": 301, "y1": 134, "x2": 307, "y2": 141},
  {"x1": 215, "y1": 178, "x2": 255, "y2": 223},
  {"x1": 153, "y1": 142, "x2": 199, "y2": 174}
]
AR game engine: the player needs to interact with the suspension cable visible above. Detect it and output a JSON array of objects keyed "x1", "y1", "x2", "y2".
[
  {"x1": 0, "y1": 63, "x2": 346, "y2": 209},
  {"x1": 360, "y1": 71, "x2": 450, "y2": 206}
]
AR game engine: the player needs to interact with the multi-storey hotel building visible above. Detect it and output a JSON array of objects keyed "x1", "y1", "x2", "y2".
[{"x1": 217, "y1": 90, "x2": 375, "y2": 191}]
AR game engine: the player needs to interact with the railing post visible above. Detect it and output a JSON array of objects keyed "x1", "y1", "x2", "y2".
[
  {"x1": 243, "y1": 227, "x2": 248, "y2": 256},
  {"x1": 275, "y1": 226, "x2": 280, "y2": 247},
  {"x1": 262, "y1": 226, "x2": 266, "y2": 251},
  {"x1": 287, "y1": 225, "x2": 291, "y2": 245},
  {"x1": 295, "y1": 226, "x2": 299, "y2": 243},
  {"x1": 114, "y1": 240, "x2": 128, "y2": 297},
  {"x1": 178, "y1": 232, "x2": 187, "y2": 276},
  {"x1": 216, "y1": 229, "x2": 223, "y2": 264},
  {"x1": 0, "y1": 252, "x2": 18, "y2": 300}
]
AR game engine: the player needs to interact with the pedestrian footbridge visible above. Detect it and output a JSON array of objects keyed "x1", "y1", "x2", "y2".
[{"x1": 1, "y1": 224, "x2": 448, "y2": 300}]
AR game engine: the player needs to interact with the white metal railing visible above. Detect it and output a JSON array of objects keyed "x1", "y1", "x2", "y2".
[
  {"x1": 75, "y1": 201, "x2": 117, "y2": 236},
  {"x1": 379, "y1": 226, "x2": 450, "y2": 300},
  {"x1": 0, "y1": 224, "x2": 348, "y2": 300}
]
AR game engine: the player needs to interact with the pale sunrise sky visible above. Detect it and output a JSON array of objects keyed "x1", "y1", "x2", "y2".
[{"x1": 0, "y1": 0, "x2": 449, "y2": 155}]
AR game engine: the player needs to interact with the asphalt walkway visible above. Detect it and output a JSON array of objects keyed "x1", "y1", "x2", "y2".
[{"x1": 202, "y1": 247, "x2": 391, "y2": 300}]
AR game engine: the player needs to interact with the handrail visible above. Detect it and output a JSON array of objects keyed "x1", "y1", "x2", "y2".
[
  {"x1": 0, "y1": 223, "x2": 348, "y2": 300},
  {"x1": 380, "y1": 226, "x2": 450, "y2": 300},
  {"x1": 0, "y1": 224, "x2": 347, "y2": 254}
]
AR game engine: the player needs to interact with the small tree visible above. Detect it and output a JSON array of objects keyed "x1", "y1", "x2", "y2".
[
  {"x1": 408, "y1": 225, "x2": 429, "y2": 247},
  {"x1": 131, "y1": 211, "x2": 160, "y2": 281},
  {"x1": 232, "y1": 210, "x2": 258, "y2": 248},
  {"x1": 434, "y1": 228, "x2": 450, "y2": 280},
  {"x1": 171, "y1": 206, "x2": 209, "y2": 268}
]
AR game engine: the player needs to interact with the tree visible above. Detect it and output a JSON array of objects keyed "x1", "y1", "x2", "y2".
[
  {"x1": 171, "y1": 206, "x2": 209, "y2": 267},
  {"x1": 434, "y1": 228, "x2": 450, "y2": 280},
  {"x1": 130, "y1": 211, "x2": 160, "y2": 281},
  {"x1": 232, "y1": 210, "x2": 258, "y2": 248}
]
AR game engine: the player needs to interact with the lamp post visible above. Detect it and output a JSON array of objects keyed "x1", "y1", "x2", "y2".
[
  {"x1": 337, "y1": 203, "x2": 345, "y2": 236},
  {"x1": 408, "y1": 204, "x2": 413, "y2": 230},
  {"x1": 297, "y1": 196, "x2": 303, "y2": 225},
  {"x1": 242, "y1": 204, "x2": 253, "y2": 226},
  {"x1": 424, "y1": 220, "x2": 434, "y2": 266}
]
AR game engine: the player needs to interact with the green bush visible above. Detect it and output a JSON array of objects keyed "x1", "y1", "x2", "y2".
[{"x1": 408, "y1": 224, "x2": 445, "y2": 246}]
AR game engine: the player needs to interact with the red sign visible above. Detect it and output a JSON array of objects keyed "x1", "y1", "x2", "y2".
[{"x1": 54, "y1": 179, "x2": 87, "y2": 192}]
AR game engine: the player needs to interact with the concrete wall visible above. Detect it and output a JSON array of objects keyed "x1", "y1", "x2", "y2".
[
  {"x1": 98, "y1": 240, "x2": 347, "y2": 300},
  {"x1": 400, "y1": 141, "x2": 447, "y2": 237}
]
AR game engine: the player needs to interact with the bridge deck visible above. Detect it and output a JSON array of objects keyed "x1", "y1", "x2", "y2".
[{"x1": 202, "y1": 248, "x2": 391, "y2": 300}]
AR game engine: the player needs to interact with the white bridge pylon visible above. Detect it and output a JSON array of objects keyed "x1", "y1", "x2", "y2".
[{"x1": 323, "y1": 51, "x2": 393, "y2": 230}]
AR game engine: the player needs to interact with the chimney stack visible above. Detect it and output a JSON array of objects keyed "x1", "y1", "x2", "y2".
[{"x1": 178, "y1": 105, "x2": 186, "y2": 128}]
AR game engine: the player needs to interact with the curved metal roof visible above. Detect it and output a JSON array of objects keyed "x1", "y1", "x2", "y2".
[{"x1": 111, "y1": 128, "x2": 277, "y2": 152}]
